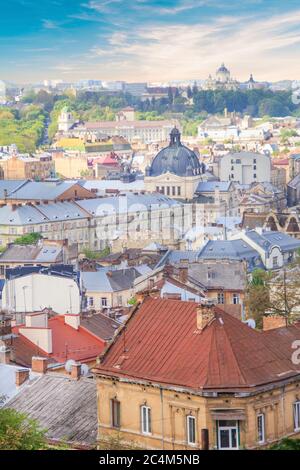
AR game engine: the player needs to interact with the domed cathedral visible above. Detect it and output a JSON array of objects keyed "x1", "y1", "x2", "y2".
[
  {"x1": 204, "y1": 63, "x2": 239, "y2": 91},
  {"x1": 216, "y1": 63, "x2": 231, "y2": 83},
  {"x1": 145, "y1": 127, "x2": 205, "y2": 200}
]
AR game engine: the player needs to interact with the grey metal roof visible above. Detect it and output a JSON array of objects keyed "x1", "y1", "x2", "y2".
[
  {"x1": 149, "y1": 128, "x2": 202, "y2": 177},
  {"x1": 81, "y1": 179, "x2": 145, "y2": 193},
  {"x1": 81, "y1": 270, "x2": 114, "y2": 292},
  {"x1": 76, "y1": 193, "x2": 181, "y2": 216},
  {"x1": 5, "y1": 181, "x2": 79, "y2": 200},
  {"x1": 5, "y1": 374, "x2": 97, "y2": 446},
  {"x1": 0, "y1": 201, "x2": 87, "y2": 226},
  {"x1": 250, "y1": 230, "x2": 300, "y2": 252},
  {"x1": 81, "y1": 313, "x2": 121, "y2": 341},
  {"x1": 188, "y1": 260, "x2": 247, "y2": 291},
  {"x1": 196, "y1": 181, "x2": 232, "y2": 193},
  {"x1": 0, "y1": 180, "x2": 28, "y2": 199},
  {"x1": 81, "y1": 266, "x2": 144, "y2": 293},
  {"x1": 198, "y1": 239, "x2": 260, "y2": 261},
  {"x1": 0, "y1": 243, "x2": 62, "y2": 263}
]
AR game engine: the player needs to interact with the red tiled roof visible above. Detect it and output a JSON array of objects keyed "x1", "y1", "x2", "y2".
[
  {"x1": 13, "y1": 316, "x2": 105, "y2": 364},
  {"x1": 94, "y1": 298, "x2": 300, "y2": 392}
]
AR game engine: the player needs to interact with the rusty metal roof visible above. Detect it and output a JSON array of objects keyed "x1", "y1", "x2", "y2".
[{"x1": 94, "y1": 298, "x2": 300, "y2": 392}]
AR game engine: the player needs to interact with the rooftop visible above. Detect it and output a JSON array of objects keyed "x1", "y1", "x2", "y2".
[
  {"x1": 94, "y1": 298, "x2": 300, "y2": 392},
  {"x1": 5, "y1": 374, "x2": 97, "y2": 447}
]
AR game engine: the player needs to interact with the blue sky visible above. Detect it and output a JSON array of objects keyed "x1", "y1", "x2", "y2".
[{"x1": 1, "y1": 0, "x2": 300, "y2": 83}]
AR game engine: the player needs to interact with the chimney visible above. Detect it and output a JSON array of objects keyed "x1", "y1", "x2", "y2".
[
  {"x1": 71, "y1": 363, "x2": 81, "y2": 380},
  {"x1": 178, "y1": 266, "x2": 188, "y2": 284},
  {"x1": 263, "y1": 315, "x2": 287, "y2": 331},
  {"x1": 25, "y1": 312, "x2": 48, "y2": 328},
  {"x1": 64, "y1": 314, "x2": 80, "y2": 330},
  {"x1": 31, "y1": 356, "x2": 48, "y2": 374},
  {"x1": 197, "y1": 301, "x2": 215, "y2": 331},
  {"x1": 15, "y1": 368, "x2": 30, "y2": 387},
  {"x1": 0, "y1": 345, "x2": 11, "y2": 364}
]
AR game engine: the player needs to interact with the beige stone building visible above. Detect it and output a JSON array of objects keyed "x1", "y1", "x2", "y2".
[
  {"x1": 93, "y1": 298, "x2": 300, "y2": 450},
  {"x1": 0, "y1": 154, "x2": 55, "y2": 180}
]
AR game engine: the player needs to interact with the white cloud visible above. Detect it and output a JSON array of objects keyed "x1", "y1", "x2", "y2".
[
  {"x1": 84, "y1": 10, "x2": 300, "y2": 81},
  {"x1": 42, "y1": 19, "x2": 60, "y2": 30}
]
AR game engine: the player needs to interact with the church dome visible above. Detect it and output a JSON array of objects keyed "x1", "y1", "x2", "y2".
[
  {"x1": 217, "y1": 63, "x2": 230, "y2": 74},
  {"x1": 148, "y1": 127, "x2": 202, "y2": 177}
]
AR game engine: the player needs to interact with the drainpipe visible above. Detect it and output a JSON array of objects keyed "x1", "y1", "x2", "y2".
[{"x1": 160, "y1": 387, "x2": 165, "y2": 450}]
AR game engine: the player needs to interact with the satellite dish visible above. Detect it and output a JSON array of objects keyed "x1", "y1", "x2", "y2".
[
  {"x1": 244, "y1": 319, "x2": 256, "y2": 329},
  {"x1": 81, "y1": 364, "x2": 89, "y2": 376},
  {"x1": 65, "y1": 359, "x2": 76, "y2": 373}
]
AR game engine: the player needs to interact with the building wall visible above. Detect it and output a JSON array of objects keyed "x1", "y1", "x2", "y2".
[
  {"x1": 95, "y1": 376, "x2": 300, "y2": 450},
  {"x1": 145, "y1": 173, "x2": 201, "y2": 201},
  {"x1": 85, "y1": 288, "x2": 133, "y2": 310},
  {"x1": 219, "y1": 153, "x2": 271, "y2": 184},
  {"x1": 53, "y1": 154, "x2": 91, "y2": 178},
  {"x1": 0, "y1": 157, "x2": 55, "y2": 180},
  {"x1": 2, "y1": 273, "x2": 80, "y2": 314}
]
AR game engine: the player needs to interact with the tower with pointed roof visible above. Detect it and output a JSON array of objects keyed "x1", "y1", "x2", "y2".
[{"x1": 58, "y1": 107, "x2": 74, "y2": 133}]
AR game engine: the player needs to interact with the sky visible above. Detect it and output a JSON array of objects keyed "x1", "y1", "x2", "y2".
[{"x1": 1, "y1": 0, "x2": 300, "y2": 83}]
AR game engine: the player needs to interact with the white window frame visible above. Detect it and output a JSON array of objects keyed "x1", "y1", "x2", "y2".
[
  {"x1": 101, "y1": 297, "x2": 108, "y2": 307},
  {"x1": 294, "y1": 401, "x2": 300, "y2": 431},
  {"x1": 232, "y1": 293, "x2": 240, "y2": 305},
  {"x1": 141, "y1": 405, "x2": 152, "y2": 435},
  {"x1": 186, "y1": 415, "x2": 196, "y2": 445},
  {"x1": 217, "y1": 420, "x2": 239, "y2": 450},
  {"x1": 257, "y1": 413, "x2": 265, "y2": 444}
]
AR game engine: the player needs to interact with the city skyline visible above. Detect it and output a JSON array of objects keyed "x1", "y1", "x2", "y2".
[{"x1": 1, "y1": 0, "x2": 300, "y2": 83}]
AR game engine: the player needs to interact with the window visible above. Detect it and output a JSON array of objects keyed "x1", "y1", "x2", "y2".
[
  {"x1": 232, "y1": 293, "x2": 240, "y2": 304},
  {"x1": 141, "y1": 405, "x2": 151, "y2": 434},
  {"x1": 177, "y1": 186, "x2": 181, "y2": 196},
  {"x1": 186, "y1": 415, "x2": 196, "y2": 445},
  {"x1": 172, "y1": 186, "x2": 176, "y2": 196},
  {"x1": 111, "y1": 399, "x2": 120, "y2": 428},
  {"x1": 217, "y1": 292, "x2": 225, "y2": 304},
  {"x1": 217, "y1": 420, "x2": 239, "y2": 450},
  {"x1": 88, "y1": 296, "x2": 94, "y2": 307},
  {"x1": 294, "y1": 401, "x2": 300, "y2": 431},
  {"x1": 253, "y1": 174, "x2": 257, "y2": 179},
  {"x1": 101, "y1": 297, "x2": 107, "y2": 307},
  {"x1": 254, "y1": 165, "x2": 257, "y2": 170},
  {"x1": 257, "y1": 414, "x2": 265, "y2": 444},
  {"x1": 167, "y1": 186, "x2": 170, "y2": 196}
]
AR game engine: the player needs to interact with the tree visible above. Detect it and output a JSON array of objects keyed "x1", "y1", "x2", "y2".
[
  {"x1": 245, "y1": 269, "x2": 271, "y2": 328},
  {"x1": 14, "y1": 232, "x2": 42, "y2": 245},
  {"x1": 269, "y1": 438, "x2": 300, "y2": 450},
  {"x1": 265, "y1": 264, "x2": 300, "y2": 320},
  {"x1": 246, "y1": 258, "x2": 300, "y2": 328},
  {"x1": 0, "y1": 408, "x2": 47, "y2": 450}
]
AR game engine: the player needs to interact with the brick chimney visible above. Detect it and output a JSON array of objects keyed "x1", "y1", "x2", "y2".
[
  {"x1": 71, "y1": 363, "x2": 81, "y2": 380},
  {"x1": 197, "y1": 300, "x2": 215, "y2": 331},
  {"x1": 15, "y1": 368, "x2": 30, "y2": 387},
  {"x1": 178, "y1": 266, "x2": 188, "y2": 284},
  {"x1": 263, "y1": 315, "x2": 287, "y2": 331},
  {"x1": 31, "y1": 356, "x2": 48, "y2": 374}
]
